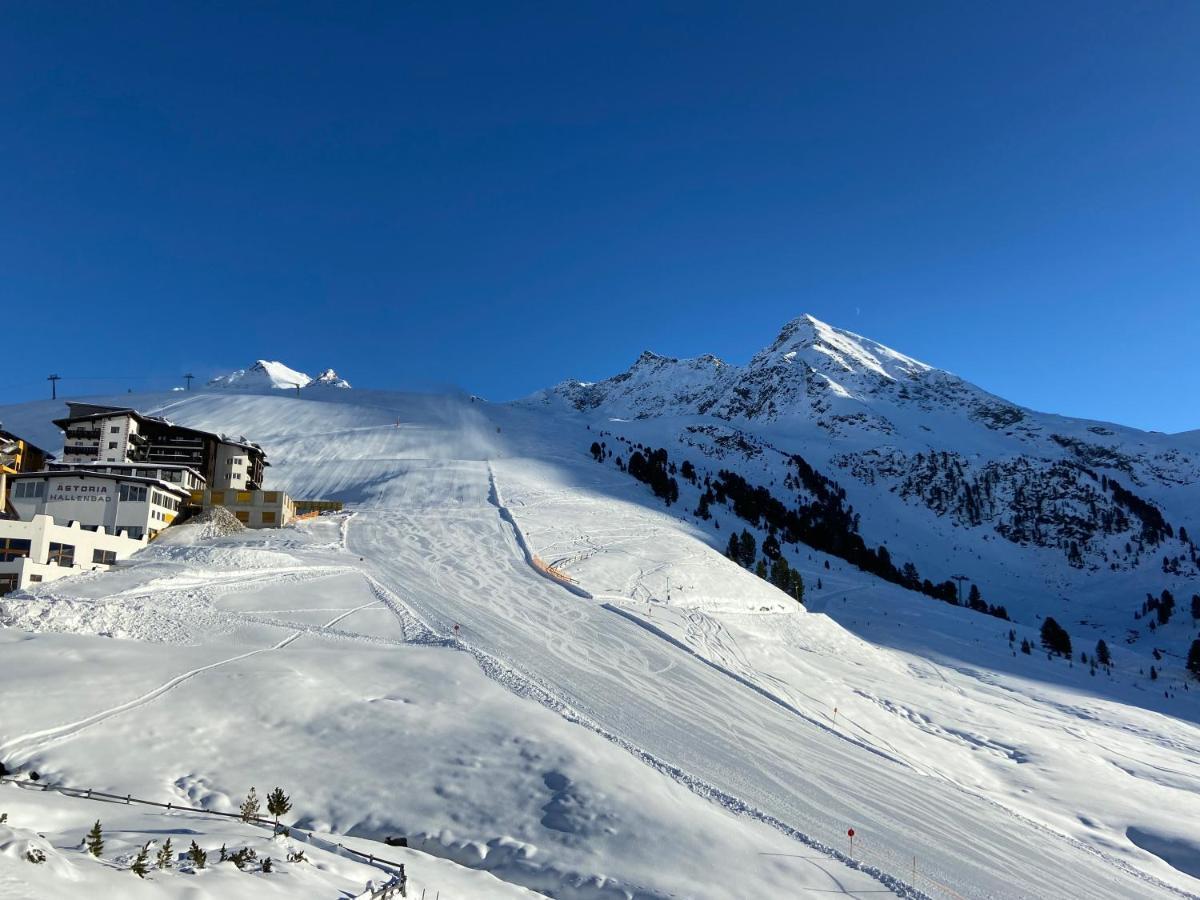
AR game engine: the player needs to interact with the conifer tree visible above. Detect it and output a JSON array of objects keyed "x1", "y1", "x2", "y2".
[
  {"x1": 738, "y1": 530, "x2": 756, "y2": 568},
  {"x1": 131, "y1": 842, "x2": 151, "y2": 878},
  {"x1": 761, "y1": 533, "x2": 781, "y2": 561},
  {"x1": 187, "y1": 841, "x2": 207, "y2": 869},
  {"x1": 789, "y1": 569, "x2": 805, "y2": 604},
  {"x1": 266, "y1": 787, "x2": 292, "y2": 832},
  {"x1": 1095, "y1": 639, "x2": 1111, "y2": 668},
  {"x1": 1040, "y1": 617, "x2": 1072, "y2": 657},
  {"x1": 725, "y1": 533, "x2": 740, "y2": 561},
  {"x1": 156, "y1": 837, "x2": 173, "y2": 870},
  {"x1": 262, "y1": 856, "x2": 274, "y2": 873},
  {"x1": 85, "y1": 820, "x2": 104, "y2": 857},
  {"x1": 1187, "y1": 639, "x2": 1200, "y2": 679},
  {"x1": 240, "y1": 787, "x2": 260, "y2": 823}
]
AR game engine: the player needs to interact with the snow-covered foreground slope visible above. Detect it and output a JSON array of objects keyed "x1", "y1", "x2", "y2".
[
  {"x1": 1, "y1": 388, "x2": 1198, "y2": 898},
  {"x1": 0, "y1": 779, "x2": 529, "y2": 900}
]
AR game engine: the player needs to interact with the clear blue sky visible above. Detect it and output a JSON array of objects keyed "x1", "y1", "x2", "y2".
[{"x1": 3, "y1": 2, "x2": 1197, "y2": 431}]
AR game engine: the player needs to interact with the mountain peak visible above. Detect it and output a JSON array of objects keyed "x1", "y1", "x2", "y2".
[
  {"x1": 312, "y1": 368, "x2": 352, "y2": 389},
  {"x1": 207, "y1": 360, "x2": 351, "y2": 391}
]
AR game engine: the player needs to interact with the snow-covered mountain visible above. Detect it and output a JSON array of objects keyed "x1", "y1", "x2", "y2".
[
  {"x1": 311, "y1": 367, "x2": 352, "y2": 389},
  {"x1": 207, "y1": 361, "x2": 351, "y2": 391},
  {"x1": 530, "y1": 313, "x2": 1199, "y2": 646}
]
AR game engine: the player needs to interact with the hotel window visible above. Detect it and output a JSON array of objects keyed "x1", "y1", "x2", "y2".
[
  {"x1": 110, "y1": 426, "x2": 120, "y2": 433},
  {"x1": 48, "y1": 543, "x2": 75, "y2": 566},
  {"x1": 264, "y1": 492, "x2": 278, "y2": 503},
  {"x1": 13, "y1": 482, "x2": 44, "y2": 499},
  {"x1": 0, "y1": 539, "x2": 31, "y2": 561},
  {"x1": 235, "y1": 510, "x2": 250, "y2": 523},
  {"x1": 211, "y1": 491, "x2": 225, "y2": 504},
  {"x1": 92, "y1": 549, "x2": 117, "y2": 565},
  {"x1": 236, "y1": 491, "x2": 252, "y2": 503},
  {"x1": 29, "y1": 574, "x2": 42, "y2": 583},
  {"x1": 261, "y1": 511, "x2": 276, "y2": 524},
  {"x1": 118, "y1": 484, "x2": 147, "y2": 502},
  {"x1": 108, "y1": 442, "x2": 118, "y2": 449}
]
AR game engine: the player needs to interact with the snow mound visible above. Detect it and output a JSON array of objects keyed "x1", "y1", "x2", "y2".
[
  {"x1": 0, "y1": 822, "x2": 75, "y2": 879},
  {"x1": 154, "y1": 507, "x2": 246, "y2": 545}
]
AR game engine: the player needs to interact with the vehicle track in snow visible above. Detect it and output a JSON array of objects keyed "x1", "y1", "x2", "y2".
[{"x1": 0, "y1": 599, "x2": 384, "y2": 765}]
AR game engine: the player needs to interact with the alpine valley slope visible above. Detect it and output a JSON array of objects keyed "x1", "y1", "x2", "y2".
[{"x1": 0, "y1": 333, "x2": 1194, "y2": 898}]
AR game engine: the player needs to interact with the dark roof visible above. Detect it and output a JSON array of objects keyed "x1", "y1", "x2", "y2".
[
  {"x1": 53, "y1": 406, "x2": 266, "y2": 456},
  {"x1": 0, "y1": 428, "x2": 56, "y2": 460}
]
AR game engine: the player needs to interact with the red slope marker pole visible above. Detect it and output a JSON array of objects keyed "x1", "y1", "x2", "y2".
[{"x1": 847, "y1": 828, "x2": 855, "y2": 857}]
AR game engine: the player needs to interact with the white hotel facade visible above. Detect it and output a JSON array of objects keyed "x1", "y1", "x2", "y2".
[{"x1": 0, "y1": 467, "x2": 194, "y2": 594}]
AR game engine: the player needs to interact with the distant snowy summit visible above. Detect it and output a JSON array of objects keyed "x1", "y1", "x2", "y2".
[
  {"x1": 528, "y1": 313, "x2": 972, "y2": 423},
  {"x1": 207, "y1": 360, "x2": 351, "y2": 391}
]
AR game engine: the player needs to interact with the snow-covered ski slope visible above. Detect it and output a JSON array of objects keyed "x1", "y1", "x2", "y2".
[{"x1": 1, "y1": 388, "x2": 1198, "y2": 899}]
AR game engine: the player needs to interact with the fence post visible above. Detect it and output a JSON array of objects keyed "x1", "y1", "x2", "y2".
[{"x1": 126, "y1": 794, "x2": 131, "y2": 804}]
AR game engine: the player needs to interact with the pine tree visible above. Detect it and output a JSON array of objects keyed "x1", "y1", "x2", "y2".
[
  {"x1": 789, "y1": 569, "x2": 805, "y2": 604},
  {"x1": 240, "y1": 786, "x2": 260, "y2": 823},
  {"x1": 262, "y1": 856, "x2": 273, "y2": 873},
  {"x1": 156, "y1": 838, "x2": 173, "y2": 870},
  {"x1": 1150, "y1": 665, "x2": 1158, "y2": 681},
  {"x1": 725, "y1": 533, "x2": 740, "y2": 562},
  {"x1": 761, "y1": 533, "x2": 781, "y2": 561},
  {"x1": 1095, "y1": 639, "x2": 1111, "y2": 668},
  {"x1": 85, "y1": 820, "x2": 104, "y2": 857},
  {"x1": 1040, "y1": 617, "x2": 1072, "y2": 657},
  {"x1": 1187, "y1": 639, "x2": 1200, "y2": 679},
  {"x1": 266, "y1": 787, "x2": 292, "y2": 832},
  {"x1": 131, "y1": 842, "x2": 151, "y2": 878},
  {"x1": 754, "y1": 559, "x2": 768, "y2": 579},
  {"x1": 187, "y1": 841, "x2": 207, "y2": 869},
  {"x1": 218, "y1": 843, "x2": 228, "y2": 862},
  {"x1": 738, "y1": 530, "x2": 756, "y2": 568},
  {"x1": 1020, "y1": 638, "x2": 1032, "y2": 654},
  {"x1": 1157, "y1": 589, "x2": 1176, "y2": 625}
]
